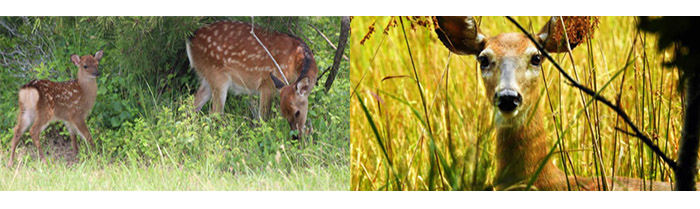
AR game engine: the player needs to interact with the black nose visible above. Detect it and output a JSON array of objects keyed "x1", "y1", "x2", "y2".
[
  {"x1": 93, "y1": 71, "x2": 101, "y2": 77},
  {"x1": 495, "y1": 89, "x2": 522, "y2": 113}
]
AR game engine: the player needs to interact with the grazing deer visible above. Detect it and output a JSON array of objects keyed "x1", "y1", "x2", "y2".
[
  {"x1": 434, "y1": 16, "x2": 675, "y2": 190},
  {"x1": 8, "y1": 50, "x2": 103, "y2": 167},
  {"x1": 186, "y1": 21, "x2": 318, "y2": 139}
]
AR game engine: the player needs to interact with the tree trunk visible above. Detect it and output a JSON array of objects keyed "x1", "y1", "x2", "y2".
[
  {"x1": 675, "y1": 72, "x2": 700, "y2": 191},
  {"x1": 324, "y1": 16, "x2": 350, "y2": 93}
]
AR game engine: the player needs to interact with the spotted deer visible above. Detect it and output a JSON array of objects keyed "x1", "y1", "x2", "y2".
[
  {"x1": 8, "y1": 50, "x2": 103, "y2": 167},
  {"x1": 434, "y1": 16, "x2": 675, "y2": 190},
  {"x1": 186, "y1": 21, "x2": 318, "y2": 139}
]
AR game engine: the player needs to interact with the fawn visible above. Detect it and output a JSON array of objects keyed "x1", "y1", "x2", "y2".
[
  {"x1": 8, "y1": 50, "x2": 103, "y2": 167},
  {"x1": 186, "y1": 21, "x2": 318, "y2": 139},
  {"x1": 434, "y1": 16, "x2": 673, "y2": 190}
]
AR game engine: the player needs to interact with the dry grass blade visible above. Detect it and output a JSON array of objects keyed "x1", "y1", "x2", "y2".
[
  {"x1": 354, "y1": 93, "x2": 402, "y2": 190},
  {"x1": 381, "y1": 75, "x2": 410, "y2": 82}
]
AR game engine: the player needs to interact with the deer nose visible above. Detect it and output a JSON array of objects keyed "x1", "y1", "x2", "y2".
[
  {"x1": 495, "y1": 89, "x2": 522, "y2": 113},
  {"x1": 93, "y1": 71, "x2": 101, "y2": 77}
]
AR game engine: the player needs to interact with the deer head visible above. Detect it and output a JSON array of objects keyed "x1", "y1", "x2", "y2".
[
  {"x1": 71, "y1": 50, "x2": 103, "y2": 79},
  {"x1": 270, "y1": 71, "x2": 313, "y2": 140},
  {"x1": 435, "y1": 16, "x2": 585, "y2": 122}
]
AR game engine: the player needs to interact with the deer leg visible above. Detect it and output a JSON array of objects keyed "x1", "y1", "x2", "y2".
[
  {"x1": 64, "y1": 122, "x2": 79, "y2": 156},
  {"x1": 8, "y1": 109, "x2": 33, "y2": 168},
  {"x1": 29, "y1": 116, "x2": 50, "y2": 165},
  {"x1": 194, "y1": 79, "x2": 211, "y2": 112},
  {"x1": 74, "y1": 119, "x2": 95, "y2": 151},
  {"x1": 259, "y1": 87, "x2": 274, "y2": 121},
  {"x1": 211, "y1": 81, "x2": 230, "y2": 115}
]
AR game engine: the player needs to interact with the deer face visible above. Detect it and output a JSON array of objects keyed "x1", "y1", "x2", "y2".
[
  {"x1": 478, "y1": 33, "x2": 543, "y2": 119},
  {"x1": 272, "y1": 75, "x2": 312, "y2": 140},
  {"x1": 71, "y1": 50, "x2": 103, "y2": 78},
  {"x1": 435, "y1": 17, "x2": 584, "y2": 120}
]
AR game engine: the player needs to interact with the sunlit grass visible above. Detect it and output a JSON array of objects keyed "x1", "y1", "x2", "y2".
[
  {"x1": 351, "y1": 16, "x2": 684, "y2": 190},
  {"x1": 0, "y1": 160, "x2": 347, "y2": 190}
]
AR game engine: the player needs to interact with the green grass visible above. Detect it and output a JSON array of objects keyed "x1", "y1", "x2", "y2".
[
  {"x1": 0, "y1": 85, "x2": 349, "y2": 191},
  {"x1": 0, "y1": 160, "x2": 347, "y2": 190},
  {"x1": 351, "y1": 16, "x2": 687, "y2": 190}
]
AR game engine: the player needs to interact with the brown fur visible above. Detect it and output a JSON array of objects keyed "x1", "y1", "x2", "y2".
[
  {"x1": 187, "y1": 21, "x2": 318, "y2": 125},
  {"x1": 187, "y1": 21, "x2": 318, "y2": 139},
  {"x1": 277, "y1": 77, "x2": 312, "y2": 137},
  {"x1": 435, "y1": 16, "x2": 675, "y2": 191},
  {"x1": 8, "y1": 50, "x2": 103, "y2": 167}
]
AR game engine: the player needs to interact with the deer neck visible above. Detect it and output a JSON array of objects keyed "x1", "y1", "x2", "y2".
[
  {"x1": 77, "y1": 70, "x2": 98, "y2": 109},
  {"x1": 493, "y1": 104, "x2": 565, "y2": 190}
]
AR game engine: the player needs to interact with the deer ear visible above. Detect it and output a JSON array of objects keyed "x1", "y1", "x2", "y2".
[
  {"x1": 295, "y1": 77, "x2": 311, "y2": 97},
  {"x1": 538, "y1": 16, "x2": 596, "y2": 53},
  {"x1": 270, "y1": 73, "x2": 286, "y2": 90},
  {"x1": 94, "y1": 50, "x2": 104, "y2": 61},
  {"x1": 71, "y1": 54, "x2": 81, "y2": 66},
  {"x1": 434, "y1": 16, "x2": 486, "y2": 55}
]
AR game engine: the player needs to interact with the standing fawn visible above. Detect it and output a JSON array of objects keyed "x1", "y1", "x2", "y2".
[
  {"x1": 8, "y1": 50, "x2": 103, "y2": 167},
  {"x1": 435, "y1": 16, "x2": 674, "y2": 190},
  {"x1": 186, "y1": 21, "x2": 318, "y2": 139}
]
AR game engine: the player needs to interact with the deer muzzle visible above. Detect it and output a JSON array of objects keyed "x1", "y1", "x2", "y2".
[{"x1": 495, "y1": 89, "x2": 522, "y2": 113}]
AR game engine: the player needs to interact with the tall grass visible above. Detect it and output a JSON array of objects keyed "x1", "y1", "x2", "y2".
[{"x1": 350, "y1": 16, "x2": 686, "y2": 190}]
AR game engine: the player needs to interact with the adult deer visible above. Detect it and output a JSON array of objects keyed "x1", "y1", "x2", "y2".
[
  {"x1": 186, "y1": 21, "x2": 318, "y2": 139},
  {"x1": 434, "y1": 16, "x2": 674, "y2": 190},
  {"x1": 8, "y1": 50, "x2": 103, "y2": 167}
]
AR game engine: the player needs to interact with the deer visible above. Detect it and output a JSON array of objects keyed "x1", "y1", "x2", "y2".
[
  {"x1": 186, "y1": 21, "x2": 318, "y2": 139},
  {"x1": 8, "y1": 50, "x2": 103, "y2": 167},
  {"x1": 434, "y1": 16, "x2": 677, "y2": 190}
]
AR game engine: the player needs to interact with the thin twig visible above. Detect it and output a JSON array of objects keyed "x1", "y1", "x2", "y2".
[
  {"x1": 318, "y1": 66, "x2": 331, "y2": 79},
  {"x1": 615, "y1": 127, "x2": 637, "y2": 137},
  {"x1": 506, "y1": 16, "x2": 678, "y2": 170},
  {"x1": 307, "y1": 23, "x2": 350, "y2": 61},
  {"x1": 250, "y1": 16, "x2": 289, "y2": 85}
]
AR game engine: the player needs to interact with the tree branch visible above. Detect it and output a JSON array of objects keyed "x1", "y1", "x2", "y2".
[{"x1": 323, "y1": 16, "x2": 350, "y2": 93}]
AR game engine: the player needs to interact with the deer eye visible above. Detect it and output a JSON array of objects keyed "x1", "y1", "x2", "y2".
[
  {"x1": 530, "y1": 54, "x2": 542, "y2": 66},
  {"x1": 477, "y1": 55, "x2": 490, "y2": 69},
  {"x1": 294, "y1": 110, "x2": 300, "y2": 117},
  {"x1": 83, "y1": 65, "x2": 88, "y2": 69}
]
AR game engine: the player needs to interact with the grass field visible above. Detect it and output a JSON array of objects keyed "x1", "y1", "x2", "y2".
[
  {"x1": 350, "y1": 16, "x2": 687, "y2": 190},
  {"x1": 0, "y1": 159, "x2": 347, "y2": 190}
]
